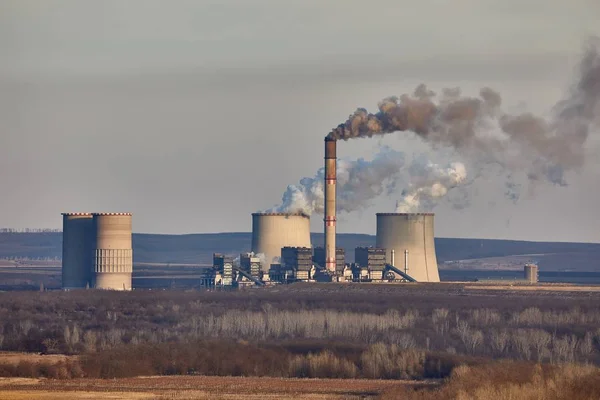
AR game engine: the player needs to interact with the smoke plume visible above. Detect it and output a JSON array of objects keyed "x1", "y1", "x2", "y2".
[
  {"x1": 267, "y1": 147, "x2": 405, "y2": 215},
  {"x1": 396, "y1": 157, "x2": 467, "y2": 213},
  {"x1": 328, "y1": 38, "x2": 600, "y2": 188}
]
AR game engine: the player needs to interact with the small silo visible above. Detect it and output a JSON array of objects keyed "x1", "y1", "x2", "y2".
[
  {"x1": 524, "y1": 264, "x2": 539, "y2": 284},
  {"x1": 251, "y1": 212, "x2": 311, "y2": 271},
  {"x1": 376, "y1": 213, "x2": 440, "y2": 282},
  {"x1": 61, "y1": 213, "x2": 94, "y2": 289},
  {"x1": 91, "y1": 213, "x2": 133, "y2": 290}
]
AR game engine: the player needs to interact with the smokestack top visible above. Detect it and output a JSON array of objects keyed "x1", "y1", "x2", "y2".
[
  {"x1": 252, "y1": 212, "x2": 310, "y2": 219},
  {"x1": 325, "y1": 136, "x2": 337, "y2": 159},
  {"x1": 376, "y1": 212, "x2": 435, "y2": 216}
]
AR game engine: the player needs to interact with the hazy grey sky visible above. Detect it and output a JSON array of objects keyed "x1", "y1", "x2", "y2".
[{"x1": 1, "y1": 0, "x2": 599, "y2": 242}]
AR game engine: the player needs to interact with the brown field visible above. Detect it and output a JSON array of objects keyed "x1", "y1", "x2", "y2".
[
  {"x1": 465, "y1": 284, "x2": 600, "y2": 292},
  {"x1": 0, "y1": 352, "x2": 76, "y2": 366},
  {"x1": 0, "y1": 375, "x2": 432, "y2": 399}
]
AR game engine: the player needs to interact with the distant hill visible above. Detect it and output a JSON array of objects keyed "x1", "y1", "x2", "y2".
[{"x1": 0, "y1": 232, "x2": 599, "y2": 271}]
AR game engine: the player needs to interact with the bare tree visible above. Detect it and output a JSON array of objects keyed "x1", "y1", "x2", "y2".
[
  {"x1": 455, "y1": 320, "x2": 471, "y2": 350},
  {"x1": 512, "y1": 330, "x2": 532, "y2": 361},
  {"x1": 578, "y1": 332, "x2": 594, "y2": 359},
  {"x1": 83, "y1": 330, "x2": 97, "y2": 353},
  {"x1": 490, "y1": 329, "x2": 510, "y2": 355},
  {"x1": 42, "y1": 338, "x2": 59, "y2": 354},
  {"x1": 393, "y1": 333, "x2": 416, "y2": 350},
  {"x1": 529, "y1": 329, "x2": 551, "y2": 362},
  {"x1": 464, "y1": 330, "x2": 484, "y2": 354},
  {"x1": 552, "y1": 335, "x2": 578, "y2": 363},
  {"x1": 432, "y1": 308, "x2": 450, "y2": 335}
]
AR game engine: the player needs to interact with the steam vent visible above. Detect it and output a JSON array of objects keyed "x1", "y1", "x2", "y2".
[
  {"x1": 375, "y1": 213, "x2": 440, "y2": 282},
  {"x1": 251, "y1": 212, "x2": 311, "y2": 271},
  {"x1": 61, "y1": 212, "x2": 133, "y2": 291}
]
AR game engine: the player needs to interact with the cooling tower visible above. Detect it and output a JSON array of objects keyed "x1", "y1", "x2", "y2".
[
  {"x1": 91, "y1": 213, "x2": 133, "y2": 290},
  {"x1": 61, "y1": 213, "x2": 94, "y2": 289},
  {"x1": 251, "y1": 212, "x2": 311, "y2": 271},
  {"x1": 376, "y1": 213, "x2": 440, "y2": 282}
]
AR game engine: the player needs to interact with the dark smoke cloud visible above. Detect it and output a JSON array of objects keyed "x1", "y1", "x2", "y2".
[{"x1": 328, "y1": 37, "x2": 600, "y2": 188}]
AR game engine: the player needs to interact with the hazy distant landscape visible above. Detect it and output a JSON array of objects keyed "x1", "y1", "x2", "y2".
[{"x1": 1, "y1": 232, "x2": 599, "y2": 271}]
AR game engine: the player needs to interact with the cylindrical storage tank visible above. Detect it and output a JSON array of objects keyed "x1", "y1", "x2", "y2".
[
  {"x1": 61, "y1": 213, "x2": 94, "y2": 289},
  {"x1": 524, "y1": 264, "x2": 538, "y2": 284},
  {"x1": 376, "y1": 213, "x2": 440, "y2": 282},
  {"x1": 91, "y1": 213, "x2": 133, "y2": 290},
  {"x1": 251, "y1": 212, "x2": 311, "y2": 271}
]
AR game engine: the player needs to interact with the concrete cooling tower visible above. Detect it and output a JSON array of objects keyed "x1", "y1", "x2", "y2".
[
  {"x1": 62, "y1": 213, "x2": 94, "y2": 289},
  {"x1": 376, "y1": 213, "x2": 440, "y2": 282},
  {"x1": 251, "y1": 212, "x2": 311, "y2": 270},
  {"x1": 91, "y1": 213, "x2": 133, "y2": 290}
]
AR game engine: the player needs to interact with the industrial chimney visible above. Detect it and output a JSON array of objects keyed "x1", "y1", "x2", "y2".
[
  {"x1": 324, "y1": 137, "x2": 337, "y2": 274},
  {"x1": 376, "y1": 213, "x2": 440, "y2": 282},
  {"x1": 251, "y1": 212, "x2": 311, "y2": 271}
]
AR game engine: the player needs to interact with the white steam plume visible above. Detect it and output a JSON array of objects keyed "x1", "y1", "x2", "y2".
[
  {"x1": 266, "y1": 147, "x2": 405, "y2": 215},
  {"x1": 395, "y1": 157, "x2": 467, "y2": 213}
]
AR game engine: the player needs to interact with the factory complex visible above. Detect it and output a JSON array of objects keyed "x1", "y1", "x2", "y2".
[
  {"x1": 61, "y1": 138, "x2": 538, "y2": 290},
  {"x1": 200, "y1": 211, "x2": 430, "y2": 287}
]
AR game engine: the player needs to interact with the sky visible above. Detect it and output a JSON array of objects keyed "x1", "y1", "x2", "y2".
[{"x1": 1, "y1": 0, "x2": 599, "y2": 242}]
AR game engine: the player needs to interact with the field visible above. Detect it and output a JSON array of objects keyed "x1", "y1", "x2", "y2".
[
  {"x1": 0, "y1": 284, "x2": 599, "y2": 398},
  {"x1": 0, "y1": 375, "x2": 428, "y2": 399}
]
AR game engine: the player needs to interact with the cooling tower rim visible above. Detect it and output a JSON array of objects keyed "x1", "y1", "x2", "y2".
[
  {"x1": 252, "y1": 212, "x2": 310, "y2": 219},
  {"x1": 62, "y1": 212, "x2": 93, "y2": 216},
  {"x1": 376, "y1": 212, "x2": 435, "y2": 216},
  {"x1": 92, "y1": 213, "x2": 132, "y2": 216}
]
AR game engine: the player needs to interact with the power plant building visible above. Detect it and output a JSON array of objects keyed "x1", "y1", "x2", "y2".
[
  {"x1": 376, "y1": 213, "x2": 440, "y2": 282},
  {"x1": 355, "y1": 247, "x2": 386, "y2": 281},
  {"x1": 62, "y1": 212, "x2": 133, "y2": 291},
  {"x1": 240, "y1": 253, "x2": 261, "y2": 279},
  {"x1": 313, "y1": 247, "x2": 345, "y2": 273},
  {"x1": 251, "y1": 212, "x2": 311, "y2": 270},
  {"x1": 281, "y1": 247, "x2": 313, "y2": 281}
]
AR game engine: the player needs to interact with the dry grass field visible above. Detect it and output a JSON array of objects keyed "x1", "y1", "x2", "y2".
[
  {"x1": 0, "y1": 352, "x2": 76, "y2": 366},
  {"x1": 0, "y1": 375, "x2": 431, "y2": 399},
  {"x1": 465, "y1": 284, "x2": 600, "y2": 292}
]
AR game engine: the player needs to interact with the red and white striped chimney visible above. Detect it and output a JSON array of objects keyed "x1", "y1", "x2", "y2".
[{"x1": 324, "y1": 137, "x2": 337, "y2": 273}]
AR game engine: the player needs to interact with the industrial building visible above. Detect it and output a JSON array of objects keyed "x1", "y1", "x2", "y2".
[
  {"x1": 354, "y1": 247, "x2": 386, "y2": 281},
  {"x1": 61, "y1": 212, "x2": 133, "y2": 291},
  {"x1": 313, "y1": 247, "x2": 345, "y2": 276},
  {"x1": 203, "y1": 242, "x2": 419, "y2": 288},
  {"x1": 281, "y1": 247, "x2": 313, "y2": 281}
]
